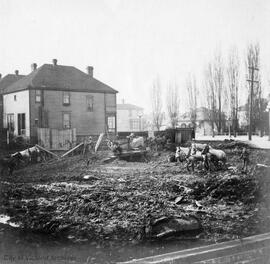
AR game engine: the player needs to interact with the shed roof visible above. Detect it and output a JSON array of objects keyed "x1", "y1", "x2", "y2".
[
  {"x1": 3, "y1": 64, "x2": 117, "y2": 94},
  {"x1": 0, "y1": 74, "x2": 26, "y2": 94}
]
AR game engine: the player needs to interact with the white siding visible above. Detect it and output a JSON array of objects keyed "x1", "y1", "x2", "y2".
[
  {"x1": 3, "y1": 90, "x2": 30, "y2": 137},
  {"x1": 117, "y1": 108, "x2": 145, "y2": 132}
]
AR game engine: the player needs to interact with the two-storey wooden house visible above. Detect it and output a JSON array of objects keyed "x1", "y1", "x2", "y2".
[{"x1": 2, "y1": 60, "x2": 117, "y2": 143}]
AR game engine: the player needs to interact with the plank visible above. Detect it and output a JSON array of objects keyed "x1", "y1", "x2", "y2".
[
  {"x1": 95, "y1": 133, "x2": 104, "y2": 152},
  {"x1": 35, "y1": 144, "x2": 60, "y2": 159},
  {"x1": 61, "y1": 142, "x2": 84, "y2": 158}
]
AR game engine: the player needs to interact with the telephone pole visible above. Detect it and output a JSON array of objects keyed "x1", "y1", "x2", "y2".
[{"x1": 247, "y1": 65, "x2": 259, "y2": 141}]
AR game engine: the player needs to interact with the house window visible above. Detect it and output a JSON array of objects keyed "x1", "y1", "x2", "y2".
[
  {"x1": 86, "y1": 95, "x2": 94, "y2": 111},
  {"x1": 35, "y1": 90, "x2": 41, "y2": 102},
  {"x1": 130, "y1": 119, "x2": 139, "y2": 131},
  {"x1": 14, "y1": 95, "x2": 17, "y2": 101},
  {"x1": 63, "y1": 113, "x2": 71, "y2": 129},
  {"x1": 18, "y1": 113, "x2": 26, "y2": 135},
  {"x1": 107, "y1": 116, "x2": 116, "y2": 133},
  {"x1": 7, "y1": 114, "x2": 14, "y2": 131},
  {"x1": 63, "y1": 92, "x2": 70, "y2": 105}
]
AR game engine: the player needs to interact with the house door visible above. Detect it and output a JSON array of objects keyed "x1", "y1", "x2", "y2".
[
  {"x1": 7, "y1": 114, "x2": 14, "y2": 132},
  {"x1": 18, "y1": 113, "x2": 26, "y2": 135},
  {"x1": 107, "y1": 115, "x2": 116, "y2": 133}
]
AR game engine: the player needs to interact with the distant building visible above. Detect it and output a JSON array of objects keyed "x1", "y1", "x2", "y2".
[
  {"x1": 0, "y1": 71, "x2": 26, "y2": 130},
  {"x1": 1, "y1": 60, "x2": 118, "y2": 143},
  {"x1": 178, "y1": 107, "x2": 217, "y2": 136},
  {"x1": 117, "y1": 101, "x2": 145, "y2": 132}
]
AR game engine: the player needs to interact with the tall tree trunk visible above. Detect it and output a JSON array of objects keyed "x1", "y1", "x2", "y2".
[{"x1": 218, "y1": 96, "x2": 222, "y2": 133}]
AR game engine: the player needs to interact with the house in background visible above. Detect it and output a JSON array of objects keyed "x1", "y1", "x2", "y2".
[
  {"x1": 0, "y1": 70, "x2": 25, "y2": 130},
  {"x1": 117, "y1": 100, "x2": 145, "y2": 132},
  {"x1": 178, "y1": 107, "x2": 217, "y2": 136},
  {"x1": 2, "y1": 59, "x2": 117, "y2": 144}
]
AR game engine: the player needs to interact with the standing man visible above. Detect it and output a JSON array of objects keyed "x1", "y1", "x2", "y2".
[
  {"x1": 82, "y1": 136, "x2": 94, "y2": 166},
  {"x1": 127, "y1": 133, "x2": 135, "y2": 150},
  {"x1": 240, "y1": 147, "x2": 250, "y2": 173}
]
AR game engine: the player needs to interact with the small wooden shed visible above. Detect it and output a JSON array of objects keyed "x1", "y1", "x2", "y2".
[{"x1": 174, "y1": 128, "x2": 195, "y2": 144}]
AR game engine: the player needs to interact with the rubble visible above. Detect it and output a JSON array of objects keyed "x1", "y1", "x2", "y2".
[{"x1": 0, "y1": 146, "x2": 270, "y2": 246}]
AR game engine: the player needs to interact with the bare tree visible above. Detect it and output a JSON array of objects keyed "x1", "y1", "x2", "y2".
[
  {"x1": 246, "y1": 43, "x2": 264, "y2": 136},
  {"x1": 150, "y1": 78, "x2": 164, "y2": 131},
  {"x1": 204, "y1": 51, "x2": 226, "y2": 135},
  {"x1": 227, "y1": 47, "x2": 240, "y2": 137},
  {"x1": 166, "y1": 82, "x2": 180, "y2": 128},
  {"x1": 204, "y1": 62, "x2": 217, "y2": 136},
  {"x1": 213, "y1": 51, "x2": 225, "y2": 133},
  {"x1": 186, "y1": 74, "x2": 197, "y2": 127}
]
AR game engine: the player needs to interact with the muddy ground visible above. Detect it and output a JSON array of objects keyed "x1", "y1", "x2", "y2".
[{"x1": 1, "y1": 142, "x2": 270, "y2": 247}]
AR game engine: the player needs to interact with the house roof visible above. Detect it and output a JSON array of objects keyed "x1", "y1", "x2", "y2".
[
  {"x1": 3, "y1": 64, "x2": 117, "y2": 94},
  {"x1": 117, "y1": 103, "x2": 143, "y2": 110},
  {"x1": 179, "y1": 107, "x2": 211, "y2": 121},
  {"x1": 0, "y1": 74, "x2": 26, "y2": 94}
]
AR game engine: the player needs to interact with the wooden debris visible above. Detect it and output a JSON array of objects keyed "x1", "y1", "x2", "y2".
[
  {"x1": 35, "y1": 144, "x2": 60, "y2": 159},
  {"x1": 95, "y1": 133, "x2": 104, "y2": 152},
  {"x1": 61, "y1": 143, "x2": 84, "y2": 158}
]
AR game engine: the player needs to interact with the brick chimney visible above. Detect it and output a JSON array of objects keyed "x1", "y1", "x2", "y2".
[
  {"x1": 52, "y1": 59, "x2": 57, "y2": 66},
  {"x1": 86, "y1": 66, "x2": 93, "y2": 77},
  {"x1": 15, "y1": 70, "x2": 19, "y2": 76},
  {"x1": 31, "y1": 63, "x2": 37, "y2": 71}
]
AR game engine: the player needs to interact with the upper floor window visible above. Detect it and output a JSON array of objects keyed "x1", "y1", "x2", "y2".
[
  {"x1": 63, "y1": 92, "x2": 70, "y2": 105},
  {"x1": 86, "y1": 95, "x2": 94, "y2": 111},
  {"x1": 35, "y1": 90, "x2": 41, "y2": 103},
  {"x1": 14, "y1": 95, "x2": 17, "y2": 101},
  {"x1": 63, "y1": 112, "x2": 71, "y2": 129}
]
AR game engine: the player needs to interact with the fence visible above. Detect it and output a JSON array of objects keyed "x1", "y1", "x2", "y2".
[{"x1": 37, "y1": 128, "x2": 76, "y2": 150}]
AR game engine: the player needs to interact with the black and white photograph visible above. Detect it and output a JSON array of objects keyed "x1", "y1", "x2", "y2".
[{"x1": 0, "y1": 0, "x2": 270, "y2": 263}]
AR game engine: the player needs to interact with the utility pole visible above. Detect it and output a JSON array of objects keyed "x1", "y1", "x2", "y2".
[
  {"x1": 267, "y1": 102, "x2": 270, "y2": 141},
  {"x1": 247, "y1": 65, "x2": 259, "y2": 141}
]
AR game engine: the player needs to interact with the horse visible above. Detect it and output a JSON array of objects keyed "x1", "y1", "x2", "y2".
[
  {"x1": 0, "y1": 152, "x2": 23, "y2": 176},
  {"x1": 186, "y1": 147, "x2": 206, "y2": 172},
  {"x1": 191, "y1": 143, "x2": 213, "y2": 152},
  {"x1": 202, "y1": 145, "x2": 227, "y2": 170}
]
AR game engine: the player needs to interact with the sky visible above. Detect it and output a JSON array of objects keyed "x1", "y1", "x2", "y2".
[{"x1": 0, "y1": 0, "x2": 270, "y2": 114}]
